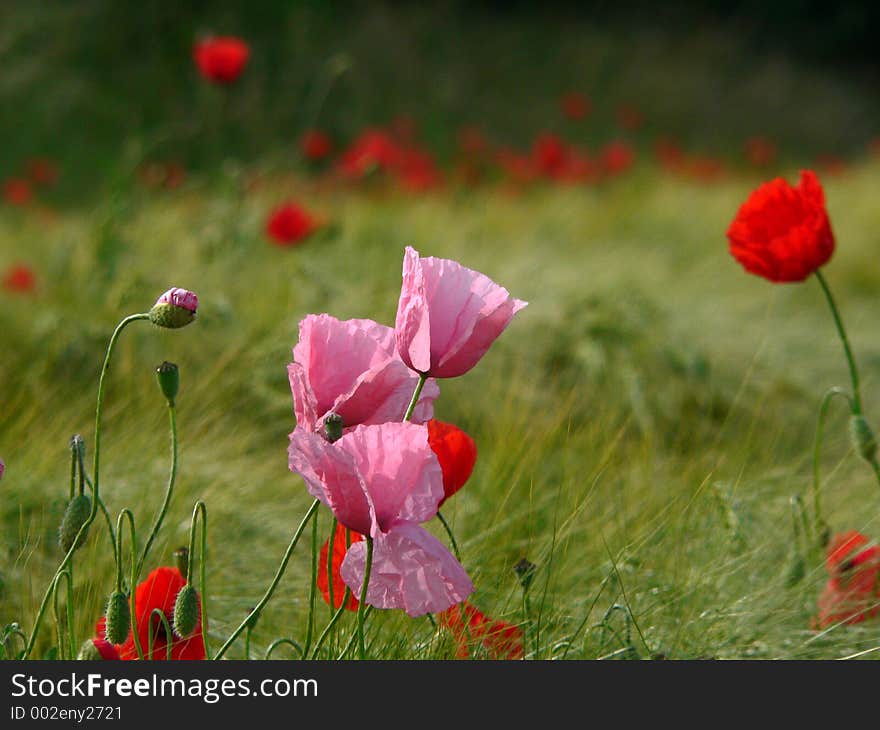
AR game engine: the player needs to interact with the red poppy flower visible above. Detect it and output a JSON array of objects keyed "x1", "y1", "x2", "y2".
[
  {"x1": 427, "y1": 419, "x2": 477, "y2": 506},
  {"x1": 193, "y1": 36, "x2": 250, "y2": 84},
  {"x1": 265, "y1": 202, "x2": 318, "y2": 246},
  {"x1": 532, "y1": 133, "x2": 568, "y2": 177},
  {"x1": 300, "y1": 129, "x2": 334, "y2": 161},
  {"x1": 395, "y1": 147, "x2": 443, "y2": 192},
  {"x1": 744, "y1": 136, "x2": 777, "y2": 168},
  {"x1": 561, "y1": 92, "x2": 591, "y2": 121},
  {"x1": 317, "y1": 523, "x2": 364, "y2": 611},
  {"x1": 2, "y1": 263, "x2": 36, "y2": 293},
  {"x1": 495, "y1": 148, "x2": 537, "y2": 186},
  {"x1": 338, "y1": 129, "x2": 401, "y2": 179},
  {"x1": 440, "y1": 601, "x2": 523, "y2": 660},
  {"x1": 457, "y1": 126, "x2": 489, "y2": 157},
  {"x1": 600, "y1": 140, "x2": 635, "y2": 176},
  {"x1": 727, "y1": 170, "x2": 834, "y2": 283},
  {"x1": 814, "y1": 531, "x2": 880, "y2": 629},
  {"x1": 97, "y1": 567, "x2": 206, "y2": 660},
  {"x1": 25, "y1": 157, "x2": 60, "y2": 187},
  {"x1": 3, "y1": 178, "x2": 33, "y2": 206}
]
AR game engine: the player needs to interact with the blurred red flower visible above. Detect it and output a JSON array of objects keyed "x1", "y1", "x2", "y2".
[
  {"x1": 600, "y1": 140, "x2": 635, "y2": 176},
  {"x1": 300, "y1": 129, "x2": 334, "y2": 161},
  {"x1": 532, "y1": 133, "x2": 568, "y2": 177},
  {"x1": 727, "y1": 170, "x2": 834, "y2": 283},
  {"x1": 653, "y1": 137, "x2": 684, "y2": 171},
  {"x1": 338, "y1": 129, "x2": 401, "y2": 179},
  {"x1": 3, "y1": 178, "x2": 33, "y2": 206},
  {"x1": 744, "y1": 136, "x2": 777, "y2": 168},
  {"x1": 440, "y1": 601, "x2": 523, "y2": 660},
  {"x1": 395, "y1": 146, "x2": 443, "y2": 192},
  {"x1": 814, "y1": 531, "x2": 880, "y2": 629},
  {"x1": 427, "y1": 419, "x2": 477, "y2": 505},
  {"x1": 25, "y1": 157, "x2": 60, "y2": 187},
  {"x1": 317, "y1": 523, "x2": 364, "y2": 611},
  {"x1": 265, "y1": 202, "x2": 318, "y2": 246},
  {"x1": 495, "y1": 148, "x2": 537, "y2": 186},
  {"x1": 616, "y1": 104, "x2": 644, "y2": 131},
  {"x1": 193, "y1": 36, "x2": 250, "y2": 84},
  {"x1": 2, "y1": 263, "x2": 36, "y2": 293},
  {"x1": 457, "y1": 126, "x2": 490, "y2": 157},
  {"x1": 97, "y1": 567, "x2": 205, "y2": 660},
  {"x1": 561, "y1": 92, "x2": 591, "y2": 121}
]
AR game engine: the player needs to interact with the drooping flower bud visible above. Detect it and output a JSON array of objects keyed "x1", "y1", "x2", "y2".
[
  {"x1": 156, "y1": 361, "x2": 180, "y2": 405},
  {"x1": 148, "y1": 287, "x2": 198, "y2": 329},
  {"x1": 103, "y1": 591, "x2": 131, "y2": 645},
  {"x1": 323, "y1": 412, "x2": 344, "y2": 443},
  {"x1": 173, "y1": 546, "x2": 190, "y2": 581},
  {"x1": 58, "y1": 494, "x2": 91, "y2": 553},
  {"x1": 76, "y1": 637, "x2": 120, "y2": 661},
  {"x1": 849, "y1": 415, "x2": 878, "y2": 463},
  {"x1": 173, "y1": 584, "x2": 200, "y2": 638},
  {"x1": 513, "y1": 558, "x2": 537, "y2": 591}
]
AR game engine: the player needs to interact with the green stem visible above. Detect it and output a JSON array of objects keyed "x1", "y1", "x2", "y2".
[
  {"x1": 302, "y1": 510, "x2": 319, "y2": 657},
  {"x1": 309, "y1": 589, "x2": 351, "y2": 659},
  {"x1": 214, "y1": 499, "x2": 320, "y2": 660},
  {"x1": 22, "y1": 313, "x2": 148, "y2": 659},
  {"x1": 186, "y1": 501, "x2": 210, "y2": 659},
  {"x1": 811, "y1": 387, "x2": 851, "y2": 546},
  {"x1": 148, "y1": 609, "x2": 174, "y2": 660},
  {"x1": 436, "y1": 510, "x2": 461, "y2": 562},
  {"x1": 81, "y1": 474, "x2": 118, "y2": 574},
  {"x1": 137, "y1": 402, "x2": 178, "y2": 576},
  {"x1": 265, "y1": 638, "x2": 303, "y2": 659},
  {"x1": 337, "y1": 606, "x2": 373, "y2": 660},
  {"x1": 403, "y1": 374, "x2": 427, "y2": 422},
  {"x1": 815, "y1": 271, "x2": 861, "y2": 414},
  {"x1": 326, "y1": 517, "x2": 338, "y2": 616},
  {"x1": 357, "y1": 536, "x2": 373, "y2": 660},
  {"x1": 117, "y1": 509, "x2": 145, "y2": 660}
]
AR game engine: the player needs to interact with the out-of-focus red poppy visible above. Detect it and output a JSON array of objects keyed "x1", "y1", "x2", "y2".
[
  {"x1": 814, "y1": 531, "x2": 880, "y2": 629},
  {"x1": 96, "y1": 567, "x2": 206, "y2": 660},
  {"x1": 338, "y1": 129, "x2": 401, "y2": 179},
  {"x1": 427, "y1": 419, "x2": 477, "y2": 506},
  {"x1": 532, "y1": 133, "x2": 568, "y2": 177},
  {"x1": 265, "y1": 202, "x2": 318, "y2": 246},
  {"x1": 440, "y1": 601, "x2": 523, "y2": 660},
  {"x1": 816, "y1": 154, "x2": 848, "y2": 177},
  {"x1": 495, "y1": 148, "x2": 537, "y2": 186},
  {"x1": 616, "y1": 104, "x2": 644, "y2": 131},
  {"x1": 561, "y1": 92, "x2": 591, "y2": 121},
  {"x1": 653, "y1": 137, "x2": 684, "y2": 171},
  {"x1": 138, "y1": 161, "x2": 187, "y2": 190},
  {"x1": 685, "y1": 155, "x2": 725, "y2": 182},
  {"x1": 600, "y1": 140, "x2": 635, "y2": 176},
  {"x1": 727, "y1": 170, "x2": 834, "y2": 283},
  {"x1": 744, "y1": 136, "x2": 777, "y2": 168},
  {"x1": 193, "y1": 36, "x2": 250, "y2": 84},
  {"x1": 3, "y1": 178, "x2": 33, "y2": 206},
  {"x1": 2, "y1": 263, "x2": 36, "y2": 293},
  {"x1": 395, "y1": 146, "x2": 443, "y2": 192},
  {"x1": 300, "y1": 129, "x2": 334, "y2": 161},
  {"x1": 25, "y1": 157, "x2": 60, "y2": 187},
  {"x1": 457, "y1": 126, "x2": 490, "y2": 157},
  {"x1": 317, "y1": 523, "x2": 364, "y2": 611}
]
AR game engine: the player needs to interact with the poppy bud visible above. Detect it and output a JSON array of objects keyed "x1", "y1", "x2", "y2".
[
  {"x1": 58, "y1": 494, "x2": 91, "y2": 553},
  {"x1": 513, "y1": 558, "x2": 537, "y2": 591},
  {"x1": 849, "y1": 415, "x2": 877, "y2": 463},
  {"x1": 156, "y1": 361, "x2": 179, "y2": 405},
  {"x1": 324, "y1": 413, "x2": 344, "y2": 443},
  {"x1": 104, "y1": 591, "x2": 131, "y2": 645},
  {"x1": 69, "y1": 434, "x2": 86, "y2": 460},
  {"x1": 174, "y1": 546, "x2": 190, "y2": 581},
  {"x1": 173, "y1": 584, "x2": 199, "y2": 638},
  {"x1": 148, "y1": 287, "x2": 198, "y2": 329}
]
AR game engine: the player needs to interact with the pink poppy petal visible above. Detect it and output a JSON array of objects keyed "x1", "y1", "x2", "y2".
[{"x1": 340, "y1": 523, "x2": 474, "y2": 616}]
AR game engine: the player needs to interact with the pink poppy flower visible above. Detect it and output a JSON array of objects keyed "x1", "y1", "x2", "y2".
[
  {"x1": 288, "y1": 314, "x2": 439, "y2": 434},
  {"x1": 395, "y1": 247, "x2": 527, "y2": 378},
  {"x1": 288, "y1": 422, "x2": 474, "y2": 616}
]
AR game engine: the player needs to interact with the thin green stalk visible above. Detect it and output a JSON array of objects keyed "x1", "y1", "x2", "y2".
[
  {"x1": 22, "y1": 313, "x2": 149, "y2": 659},
  {"x1": 51, "y1": 570, "x2": 74, "y2": 660},
  {"x1": 82, "y1": 473, "x2": 118, "y2": 574},
  {"x1": 302, "y1": 510, "x2": 319, "y2": 657},
  {"x1": 357, "y1": 536, "x2": 373, "y2": 660},
  {"x1": 214, "y1": 499, "x2": 320, "y2": 660},
  {"x1": 403, "y1": 374, "x2": 427, "y2": 422},
  {"x1": 137, "y1": 402, "x2": 178, "y2": 576},
  {"x1": 148, "y1": 609, "x2": 173, "y2": 661},
  {"x1": 310, "y1": 589, "x2": 351, "y2": 659},
  {"x1": 117, "y1": 509, "x2": 144, "y2": 660},
  {"x1": 326, "y1": 517, "x2": 338, "y2": 616},
  {"x1": 266, "y1": 638, "x2": 303, "y2": 659},
  {"x1": 815, "y1": 271, "x2": 861, "y2": 414},
  {"x1": 811, "y1": 387, "x2": 851, "y2": 545},
  {"x1": 436, "y1": 510, "x2": 461, "y2": 562},
  {"x1": 337, "y1": 606, "x2": 373, "y2": 660},
  {"x1": 186, "y1": 501, "x2": 210, "y2": 659}
]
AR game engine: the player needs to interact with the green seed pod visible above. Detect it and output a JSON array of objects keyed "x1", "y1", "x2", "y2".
[
  {"x1": 156, "y1": 361, "x2": 180, "y2": 405},
  {"x1": 324, "y1": 412, "x2": 344, "y2": 443},
  {"x1": 104, "y1": 591, "x2": 131, "y2": 645},
  {"x1": 58, "y1": 494, "x2": 91, "y2": 553},
  {"x1": 173, "y1": 584, "x2": 199, "y2": 639},
  {"x1": 849, "y1": 415, "x2": 878, "y2": 463}
]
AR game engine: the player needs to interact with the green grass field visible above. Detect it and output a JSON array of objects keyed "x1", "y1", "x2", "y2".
[{"x1": 3, "y1": 3, "x2": 880, "y2": 661}]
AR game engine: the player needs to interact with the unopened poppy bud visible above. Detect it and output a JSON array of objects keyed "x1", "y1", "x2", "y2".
[
  {"x1": 324, "y1": 413, "x2": 344, "y2": 443},
  {"x1": 513, "y1": 558, "x2": 537, "y2": 591},
  {"x1": 156, "y1": 361, "x2": 180, "y2": 404},
  {"x1": 148, "y1": 287, "x2": 198, "y2": 329},
  {"x1": 76, "y1": 637, "x2": 120, "y2": 661},
  {"x1": 104, "y1": 591, "x2": 131, "y2": 645},
  {"x1": 58, "y1": 494, "x2": 91, "y2": 553},
  {"x1": 174, "y1": 546, "x2": 189, "y2": 580},
  {"x1": 849, "y1": 415, "x2": 877, "y2": 463},
  {"x1": 69, "y1": 434, "x2": 86, "y2": 460},
  {"x1": 173, "y1": 584, "x2": 199, "y2": 638}
]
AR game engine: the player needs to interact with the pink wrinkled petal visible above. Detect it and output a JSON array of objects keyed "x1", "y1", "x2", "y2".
[
  {"x1": 338, "y1": 423, "x2": 443, "y2": 531},
  {"x1": 340, "y1": 523, "x2": 474, "y2": 616},
  {"x1": 287, "y1": 428, "x2": 373, "y2": 535}
]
